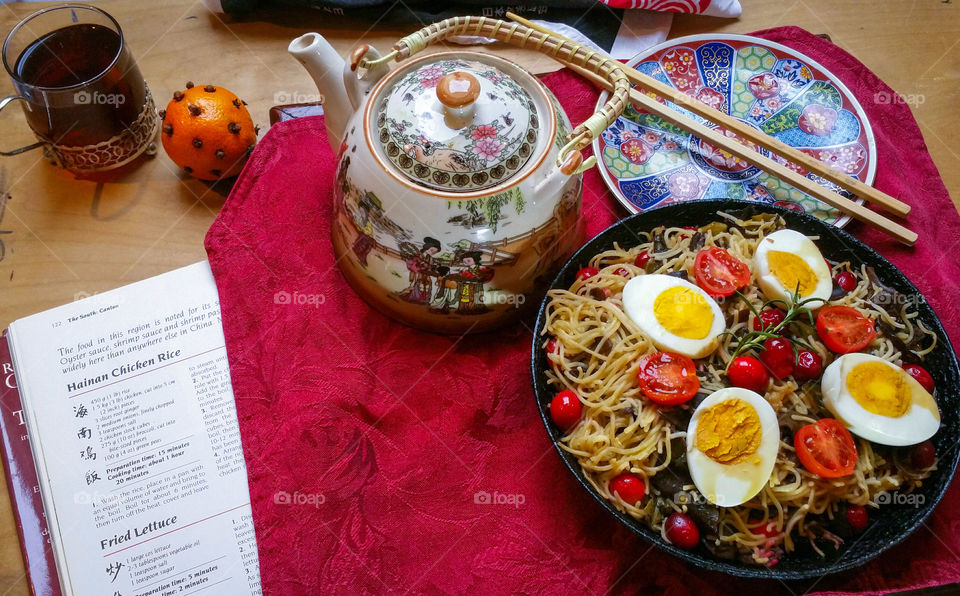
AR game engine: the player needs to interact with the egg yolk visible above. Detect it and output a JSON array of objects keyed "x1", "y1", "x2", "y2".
[
  {"x1": 653, "y1": 286, "x2": 713, "y2": 339},
  {"x1": 696, "y1": 399, "x2": 762, "y2": 464},
  {"x1": 767, "y1": 250, "x2": 818, "y2": 297},
  {"x1": 847, "y1": 362, "x2": 910, "y2": 417}
]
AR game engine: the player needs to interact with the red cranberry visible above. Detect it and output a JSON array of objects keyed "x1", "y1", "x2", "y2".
[
  {"x1": 664, "y1": 513, "x2": 700, "y2": 549},
  {"x1": 793, "y1": 350, "x2": 824, "y2": 381}
]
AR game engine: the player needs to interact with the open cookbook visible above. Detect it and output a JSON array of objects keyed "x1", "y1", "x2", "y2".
[{"x1": 1, "y1": 262, "x2": 261, "y2": 596}]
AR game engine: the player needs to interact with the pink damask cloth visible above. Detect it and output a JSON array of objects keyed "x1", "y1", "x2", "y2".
[{"x1": 205, "y1": 26, "x2": 960, "y2": 596}]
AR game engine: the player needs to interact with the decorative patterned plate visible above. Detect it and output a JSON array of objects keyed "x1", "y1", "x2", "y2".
[{"x1": 593, "y1": 34, "x2": 877, "y2": 227}]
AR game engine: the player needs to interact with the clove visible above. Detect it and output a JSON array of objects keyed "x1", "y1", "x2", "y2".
[
  {"x1": 192, "y1": 138, "x2": 203, "y2": 148},
  {"x1": 215, "y1": 148, "x2": 225, "y2": 159},
  {"x1": 188, "y1": 104, "x2": 201, "y2": 116},
  {"x1": 204, "y1": 84, "x2": 216, "y2": 92},
  {"x1": 185, "y1": 81, "x2": 194, "y2": 89},
  {"x1": 162, "y1": 123, "x2": 173, "y2": 136},
  {"x1": 227, "y1": 122, "x2": 241, "y2": 134},
  {"x1": 173, "y1": 90, "x2": 184, "y2": 101}
]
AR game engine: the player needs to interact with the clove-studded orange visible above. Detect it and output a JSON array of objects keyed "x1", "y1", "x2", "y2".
[{"x1": 160, "y1": 82, "x2": 258, "y2": 180}]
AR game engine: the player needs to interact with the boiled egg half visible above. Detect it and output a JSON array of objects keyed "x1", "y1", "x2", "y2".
[
  {"x1": 622, "y1": 274, "x2": 725, "y2": 359},
  {"x1": 822, "y1": 353, "x2": 940, "y2": 446},
  {"x1": 754, "y1": 229, "x2": 833, "y2": 307},
  {"x1": 686, "y1": 388, "x2": 780, "y2": 507}
]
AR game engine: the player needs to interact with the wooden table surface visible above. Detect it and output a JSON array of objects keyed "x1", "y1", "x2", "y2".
[{"x1": 0, "y1": 0, "x2": 957, "y2": 592}]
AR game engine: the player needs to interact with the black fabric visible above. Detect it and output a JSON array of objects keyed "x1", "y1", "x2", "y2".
[{"x1": 221, "y1": 1, "x2": 625, "y2": 51}]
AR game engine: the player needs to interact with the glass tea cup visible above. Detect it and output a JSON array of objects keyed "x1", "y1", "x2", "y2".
[{"x1": 1, "y1": 4, "x2": 158, "y2": 173}]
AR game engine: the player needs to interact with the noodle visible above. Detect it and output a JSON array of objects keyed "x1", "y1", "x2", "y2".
[{"x1": 540, "y1": 212, "x2": 937, "y2": 566}]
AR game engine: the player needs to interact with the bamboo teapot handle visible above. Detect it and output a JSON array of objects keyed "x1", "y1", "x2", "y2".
[{"x1": 351, "y1": 16, "x2": 630, "y2": 175}]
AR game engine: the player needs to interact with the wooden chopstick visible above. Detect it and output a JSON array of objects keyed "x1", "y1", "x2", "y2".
[
  {"x1": 565, "y1": 61, "x2": 917, "y2": 245},
  {"x1": 506, "y1": 12, "x2": 911, "y2": 220}
]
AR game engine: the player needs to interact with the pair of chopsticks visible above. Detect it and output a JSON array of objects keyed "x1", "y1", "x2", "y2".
[{"x1": 506, "y1": 13, "x2": 916, "y2": 246}]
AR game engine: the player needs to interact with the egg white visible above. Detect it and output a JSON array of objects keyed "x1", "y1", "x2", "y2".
[
  {"x1": 754, "y1": 229, "x2": 833, "y2": 307},
  {"x1": 686, "y1": 388, "x2": 780, "y2": 507},
  {"x1": 822, "y1": 353, "x2": 940, "y2": 446},
  {"x1": 622, "y1": 274, "x2": 725, "y2": 359}
]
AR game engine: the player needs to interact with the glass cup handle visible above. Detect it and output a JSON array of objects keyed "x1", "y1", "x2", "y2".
[{"x1": 0, "y1": 95, "x2": 45, "y2": 156}]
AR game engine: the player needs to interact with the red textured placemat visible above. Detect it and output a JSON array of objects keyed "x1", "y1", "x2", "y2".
[{"x1": 205, "y1": 26, "x2": 960, "y2": 595}]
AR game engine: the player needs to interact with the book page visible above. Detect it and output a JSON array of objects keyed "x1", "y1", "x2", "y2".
[{"x1": 8, "y1": 262, "x2": 262, "y2": 596}]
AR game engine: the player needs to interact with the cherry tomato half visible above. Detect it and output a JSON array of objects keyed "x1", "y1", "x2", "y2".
[
  {"x1": 748, "y1": 516, "x2": 781, "y2": 539},
  {"x1": 759, "y1": 337, "x2": 795, "y2": 379},
  {"x1": 546, "y1": 338, "x2": 558, "y2": 355},
  {"x1": 637, "y1": 352, "x2": 700, "y2": 405},
  {"x1": 728, "y1": 356, "x2": 770, "y2": 393},
  {"x1": 903, "y1": 363, "x2": 935, "y2": 393},
  {"x1": 576, "y1": 267, "x2": 600, "y2": 282},
  {"x1": 664, "y1": 513, "x2": 700, "y2": 549},
  {"x1": 609, "y1": 473, "x2": 646, "y2": 506},
  {"x1": 634, "y1": 250, "x2": 651, "y2": 268},
  {"x1": 613, "y1": 267, "x2": 631, "y2": 277},
  {"x1": 816, "y1": 306, "x2": 878, "y2": 354},
  {"x1": 549, "y1": 390, "x2": 582, "y2": 429},
  {"x1": 794, "y1": 419, "x2": 859, "y2": 478},
  {"x1": 545, "y1": 338, "x2": 560, "y2": 370},
  {"x1": 693, "y1": 247, "x2": 751, "y2": 297}
]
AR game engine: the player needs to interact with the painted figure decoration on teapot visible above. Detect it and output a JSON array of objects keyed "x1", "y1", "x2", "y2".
[
  {"x1": 289, "y1": 18, "x2": 626, "y2": 333},
  {"x1": 398, "y1": 236, "x2": 442, "y2": 304}
]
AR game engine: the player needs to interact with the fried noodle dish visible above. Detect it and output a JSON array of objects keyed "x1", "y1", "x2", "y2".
[{"x1": 541, "y1": 211, "x2": 941, "y2": 566}]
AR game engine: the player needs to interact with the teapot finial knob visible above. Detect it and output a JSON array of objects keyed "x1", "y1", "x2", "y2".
[{"x1": 437, "y1": 72, "x2": 480, "y2": 109}]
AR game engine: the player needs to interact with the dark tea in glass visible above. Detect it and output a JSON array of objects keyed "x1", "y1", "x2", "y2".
[{"x1": 1, "y1": 5, "x2": 158, "y2": 173}]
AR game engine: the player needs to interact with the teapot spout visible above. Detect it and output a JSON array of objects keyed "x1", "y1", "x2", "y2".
[{"x1": 288, "y1": 33, "x2": 353, "y2": 150}]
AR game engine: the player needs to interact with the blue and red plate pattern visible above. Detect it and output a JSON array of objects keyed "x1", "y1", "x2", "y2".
[{"x1": 594, "y1": 34, "x2": 877, "y2": 227}]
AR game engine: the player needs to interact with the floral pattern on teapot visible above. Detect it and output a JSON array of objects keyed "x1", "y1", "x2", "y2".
[{"x1": 376, "y1": 58, "x2": 539, "y2": 192}]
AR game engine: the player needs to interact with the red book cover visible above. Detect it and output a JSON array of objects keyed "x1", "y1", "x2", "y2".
[{"x1": 0, "y1": 331, "x2": 62, "y2": 596}]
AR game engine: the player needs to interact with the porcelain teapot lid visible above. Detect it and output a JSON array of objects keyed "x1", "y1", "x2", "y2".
[{"x1": 370, "y1": 53, "x2": 544, "y2": 193}]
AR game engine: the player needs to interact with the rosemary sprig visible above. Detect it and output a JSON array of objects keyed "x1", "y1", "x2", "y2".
[{"x1": 724, "y1": 286, "x2": 820, "y2": 372}]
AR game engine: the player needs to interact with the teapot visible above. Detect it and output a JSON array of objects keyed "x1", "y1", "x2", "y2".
[{"x1": 289, "y1": 17, "x2": 629, "y2": 334}]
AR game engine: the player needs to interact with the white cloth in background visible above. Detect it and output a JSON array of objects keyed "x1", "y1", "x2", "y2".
[
  {"x1": 449, "y1": 12, "x2": 673, "y2": 61},
  {"x1": 610, "y1": 9, "x2": 673, "y2": 60},
  {"x1": 703, "y1": 0, "x2": 743, "y2": 17}
]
